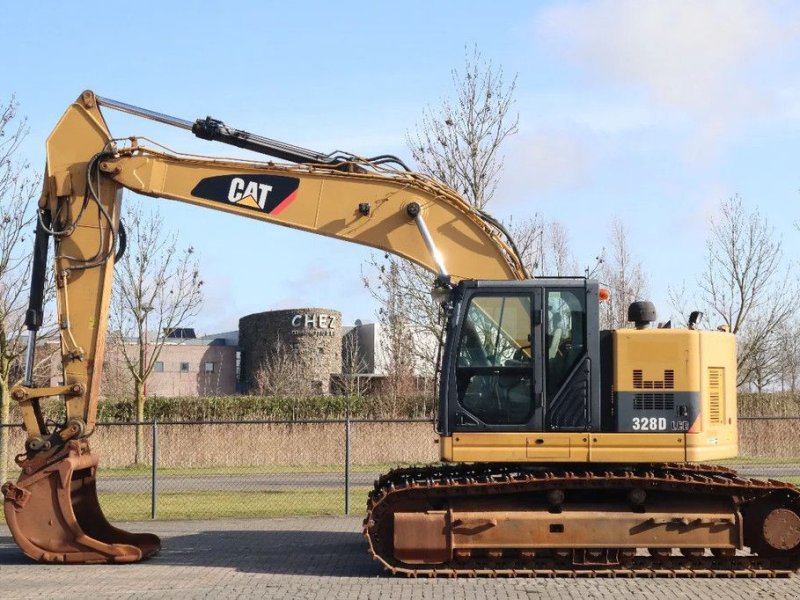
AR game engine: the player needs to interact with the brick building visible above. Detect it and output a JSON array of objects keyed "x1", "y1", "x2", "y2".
[
  {"x1": 99, "y1": 330, "x2": 238, "y2": 398},
  {"x1": 59, "y1": 307, "x2": 434, "y2": 398}
]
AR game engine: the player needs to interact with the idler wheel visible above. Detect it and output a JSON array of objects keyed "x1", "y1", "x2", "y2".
[{"x1": 762, "y1": 507, "x2": 800, "y2": 552}]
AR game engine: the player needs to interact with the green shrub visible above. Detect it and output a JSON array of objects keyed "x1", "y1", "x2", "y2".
[
  {"x1": 91, "y1": 393, "x2": 433, "y2": 422},
  {"x1": 10, "y1": 391, "x2": 798, "y2": 425}
]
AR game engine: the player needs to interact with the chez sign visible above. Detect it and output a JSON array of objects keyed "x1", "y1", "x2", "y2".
[{"x1": 290, "y1": 313, "x2": 336, "y2": 336}]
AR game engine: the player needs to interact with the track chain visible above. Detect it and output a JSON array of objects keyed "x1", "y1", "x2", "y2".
[{"x1": 363, "y1": 462, "x2": 800, "y2": 578}]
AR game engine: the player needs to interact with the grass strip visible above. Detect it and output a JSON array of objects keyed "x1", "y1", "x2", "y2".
[
  {"x1": 100, "y1": 463, "x2": 406, "y2": 477},
  {"x1": 3, "y1": 463, "x2": 411, "y2": 480},
  {"x1": 98, "y1": 487, "x2": 372, "y2": 521}
]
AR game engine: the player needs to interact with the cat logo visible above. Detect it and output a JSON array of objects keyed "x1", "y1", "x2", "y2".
[
  {"x1": 191, "y1": 174, "x2": 300, "y2": 215},
  {"x1": 227, "y1": 177, "x2": 272, "y2": 210}
]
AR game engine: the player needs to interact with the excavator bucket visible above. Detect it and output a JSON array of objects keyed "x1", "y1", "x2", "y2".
[{"x1": 2, "y1": 440, "x2": 160, "y2": 563}]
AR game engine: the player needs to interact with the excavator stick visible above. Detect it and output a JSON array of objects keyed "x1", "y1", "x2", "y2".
[
  {"x1": 2, "y1": 440, "x2": 160, "y2": 563},
  {"x1": 0, "y1": 91, "x2": 160, "y2": 564}
]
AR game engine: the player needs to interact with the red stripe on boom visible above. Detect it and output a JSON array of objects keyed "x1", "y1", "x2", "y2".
[{"x1": 271, "y1": 189, "x2": 298, "y2": 215}]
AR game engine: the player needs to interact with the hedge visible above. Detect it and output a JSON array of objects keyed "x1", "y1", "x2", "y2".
[{"x1": 9, "y1": 392, "x2": 798, "y2": 425}]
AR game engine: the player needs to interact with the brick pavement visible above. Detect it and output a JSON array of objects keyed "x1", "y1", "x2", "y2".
[{"x1": 1, "y1": 516, "x2": 798, "y2": 599}]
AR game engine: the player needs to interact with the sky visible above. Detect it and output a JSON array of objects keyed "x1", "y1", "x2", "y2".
[{"x1": 2, "y1": 0, "x2": 800, "y2": 334}]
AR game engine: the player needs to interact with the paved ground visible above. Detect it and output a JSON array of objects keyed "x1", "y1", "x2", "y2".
[
  {"x1": 1, "y1": 516, "x2": 798, "y2": 599},
  {"x1": 729, "y1": 463, "x2": 800, "y2": 478}
]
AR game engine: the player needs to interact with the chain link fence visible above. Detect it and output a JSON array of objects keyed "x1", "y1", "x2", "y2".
[
  {"x1": 729, "y1": 416, "x2": 800, "y2": 482},
  {"x1": 2, "y1": 418, "x2": 439, "y2": 521},
  {"x1": 2, "y1": 416, "x2": 799, "y2": 521}
]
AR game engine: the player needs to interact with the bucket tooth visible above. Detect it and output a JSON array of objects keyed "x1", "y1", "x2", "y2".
[{"x1": 2, "y1": 440, "x2": 160, "y2": 564}]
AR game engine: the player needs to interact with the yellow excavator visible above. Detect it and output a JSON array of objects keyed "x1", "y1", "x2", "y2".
[{"x1": 3, "y1": 91, "x2": 799, "y2": 575}]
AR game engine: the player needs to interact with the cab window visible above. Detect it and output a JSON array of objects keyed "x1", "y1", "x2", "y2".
[
  {"x1": 545, "y1": 289, "x2": 586, "y2": 396},
  {"x1": 456, "y1": 295, "x2": 533, "y2": 425}
]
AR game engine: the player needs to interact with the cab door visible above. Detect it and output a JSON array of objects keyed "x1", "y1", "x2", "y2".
[
  {"x1": 450, "y1": 292, "x2": 543, "y2": 432},
  {"x1": 543, "y1": 287, "x2": 592, "y2": 431}
]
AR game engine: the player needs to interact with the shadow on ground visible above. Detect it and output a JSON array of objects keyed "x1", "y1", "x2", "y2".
[
  {"x1": 160, "y1": 529, "x2": 384, "y2": 576},
  {"x1": 0, "y1": 536, "x2": 30, "y2": 565},
  {"x1": 0, "y1": 529, "x2": 385, "y2": 577}
]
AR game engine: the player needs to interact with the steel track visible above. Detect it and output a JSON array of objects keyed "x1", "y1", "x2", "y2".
[{"x1": 363, "y1": 462, "x2": 800, "y2": 578}]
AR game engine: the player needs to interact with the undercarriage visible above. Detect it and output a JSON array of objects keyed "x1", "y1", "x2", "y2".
[{"x1": 364, "y1": 462, "x2": 800, "y2": 577}]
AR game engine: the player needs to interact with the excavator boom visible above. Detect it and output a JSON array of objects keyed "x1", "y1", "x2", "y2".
[{"x1": 2, "y1": 90, "x2": 526, "y2": 563}]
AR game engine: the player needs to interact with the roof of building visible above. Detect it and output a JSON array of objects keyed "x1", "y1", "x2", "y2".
[{"x1": 199, "y1": 330, "x2": 239, "y2": 346}]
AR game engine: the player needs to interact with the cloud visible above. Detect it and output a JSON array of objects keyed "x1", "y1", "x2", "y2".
[
  {"x1": 537, "y1": 1, "x2": 790, "y2": 110},
  {"x1": 534, "y1": 1, "x2": 800, "y2": 159},
  {"x1": 519, "y1": 90, "x2": 664, "y2": 134},
  {"x1": 498, "y1": 129, "x2": 594, "y2": 202},
  {"x1": 267, "y1": 263, "x2": 337, "y2": 310}
]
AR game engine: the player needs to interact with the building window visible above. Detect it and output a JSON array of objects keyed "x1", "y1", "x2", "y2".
[
  {"x1": 154, "y1": 361, "x2": 164, "y2": 373},
  {"x1": 180, "y1": 362, "x2": 190, "y2": 372},
  {"x1": 204, "y1": 361, "x2": 215, "y2": 374}
]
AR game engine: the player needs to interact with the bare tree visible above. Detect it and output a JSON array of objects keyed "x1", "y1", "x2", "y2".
[
  {"x1": 507, "y1": 215, "x2": 578, "y2": 277},
  {"x1": 780, "y1": 223, "x2": 800, "y2": 392},
  {"x1": 743, "y1": 316, "x2": 783, "y2": 393},
  {"x1": 252, "y1": 337, "x2": 305, "y2": 397},
  {"x1": 108, "y1": 203, "x2": 203, "y2": 464},
  {"x1": 251, "y1": 337, "x2": 312, "y2": 420},
  {"x1": 376, "y1": 261, "x2": 417, "y2": 414},
  {"x1": 0, "y1": 97, "x2": 58, "y2": 482},
  {"x1": 697, "y1": 196, "x2": 794, "y2": 388},
  {"x1": 100, "y1": 343, "x2": 132, "y2": 400},
  {"x1": 366, "y1": 48, "x2": 519, "y2": 380},
  {"x1": 598, "y1": 218, "x2": 648, "y2": 330},
  {"x1": 667, "y1": 281, "x2": 694, "y2": 328},
  {"x1": 363, "y1": 256, "x2": 443, "y2": 370},
  {"x1": 341, "y1": 325, "x2": 371, "y2": 398},
  {"x1": 407, "y1": 45, "x2": 519, "y2": 211},
  {"x1": 777, "y1": 319, "x2": 800, "y2": 394}
]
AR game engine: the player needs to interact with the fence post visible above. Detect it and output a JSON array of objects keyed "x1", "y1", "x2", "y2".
[
  {"x1": 345, "y1": 405, "x2": 351, "y2": 515},
  {"x1": 151, "y1": 414, "x2": 158, "y2": 520}
]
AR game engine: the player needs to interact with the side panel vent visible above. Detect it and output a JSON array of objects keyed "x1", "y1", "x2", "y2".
[
  {"x1": 664, "y1": 370, "x2": 674, "y2": 388},
  {"x1": 632, "y1": 369, "x2": 675, "y2": 390},
  {"x1": 708, "y1": 367, "x2": 724, "y2": 424},
  {"x1": 633, "y1": 370, "x2": 643, "y2": 388},
  {"x1": 633, "y1": 393, "x2": 675, "y2": 411}
]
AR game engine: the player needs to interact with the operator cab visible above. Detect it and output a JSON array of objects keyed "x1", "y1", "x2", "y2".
[{"x1": 438, "y1": 278, "x2": 602, "y2": 435}]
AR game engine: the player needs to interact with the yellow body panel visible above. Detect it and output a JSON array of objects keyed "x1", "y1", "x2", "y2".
[
  {"x1": 440, "y1": 328, "x2": 738, "y2": 465},
  {"x1": 614, "y1": 328, "x2": 701, "y2": 392},
  {"x1": 613, "y1": 328, "x2": 738, "y2": 462},
  {"x1": 441, "y1": 432, "x2": 690, "y2": 463}
]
